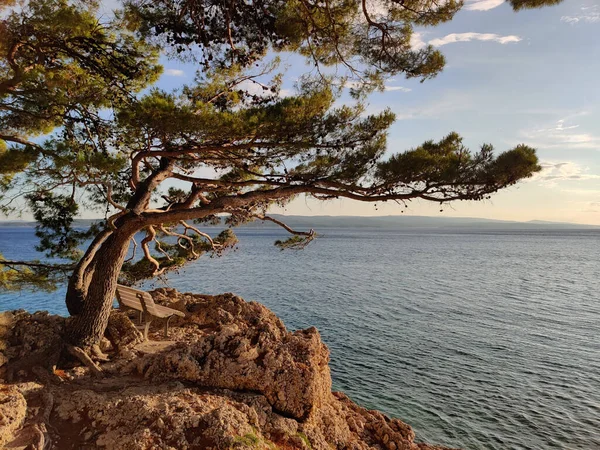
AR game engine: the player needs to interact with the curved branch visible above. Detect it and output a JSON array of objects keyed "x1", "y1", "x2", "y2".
[
  {"x1": 179, "y1": 220, "x2": 215, "y2": 248},
  {"x1": 124, "y1": 236, "x2": 138, "y2": 263},
  {"x1": 140, "y1": 226, "x2": 164, "y2": 275},
  {"x1": 157, "y1": 225, "x2": 199, "y2": 258},
  {"x1": 104, "y1": 184, "x2": 126, "y2": 211},
  {"x1": 154, "y1": 240, "x2": 173, "y2": 261},
  {"x1": 254, "y1": 215, "x2": 315, "y2": 237},
  {"x1": 0, "y1": 134, "x2": 44, "y2": 150}
]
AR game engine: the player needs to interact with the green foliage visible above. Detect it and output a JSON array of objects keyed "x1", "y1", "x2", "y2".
[
  {"x1": 508, "y1": 0, "x2": 564, "y2": 10},
  {"x1": 26, "y1": 193, "x2": 101, "y2": 261},
  {"x1": 275, "y1": 235, "x2": 315, "y2": 250},
  {"x1": 232, "y1": 433, "x2": 261, "y2": 447},
  {"x1": 297, "y1": 432, "x2": 312, "y2": 449},
  {"x1": 0, "y1": 0, "x2": 160, "y2": 136},
  {"x1": 374, "y1": 133, "x2": 540, "y2": 200},
  {"x1": 125, "y1": 0, "x2": 458, "y2": 94},
  {"x1": 0, "y1": 144, "x2": 38, "y2": 193},
  {"x1": 120, "y1": 228, "x2": 238, "y2": 285},
  {"x1": 0, "y1": 253, "x2": 70, "y2": 292}
]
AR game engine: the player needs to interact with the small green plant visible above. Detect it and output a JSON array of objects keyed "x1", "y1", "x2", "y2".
[
  {"x1": 297, "y1": 432, "x2": 312, "y2": 449},
  {"x1": 232, "y1": 432, "x2": 260, "y2": 447}
]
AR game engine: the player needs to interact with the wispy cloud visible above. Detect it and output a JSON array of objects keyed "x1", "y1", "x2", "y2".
[
  {"x1": 464, "y1": 0, "x2": 505, "y2": 11},
  {"x1": 429, "y1": 33, "x2": 521, "y2": 47},
  {"x1": 385, "y1": 86, "x2": 412, "y2": 92},
  {"x1": 521, "y1": 119, "x2": 600, "y2": 150},
  {"x1": 535, "y1": 119, "x2": 581, "y2": 132},
  {"x1": 561, "y1": 5, "x2": 600, "y2": 24},
  {"x1": 390, "y1": 90, "x2": 476, "y2": 120},
  {"x1": 410, "y1": 31, "x2": 521, "y2": 49},
  {"x1": 533, "y1": 161, "x2": 600, "y2": 185},
  {"x1": 344, "y1": 80, "x2": 411, "y2": 93},
  {"x1": 164, "y1": 69, "x2": 185, "y2": 77}
]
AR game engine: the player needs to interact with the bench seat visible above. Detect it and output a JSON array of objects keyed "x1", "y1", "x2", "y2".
[{"x1": 115, "y1": 284, "x2": 185, "y2": 339}]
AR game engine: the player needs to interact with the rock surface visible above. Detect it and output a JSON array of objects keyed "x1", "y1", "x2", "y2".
[{"x1": 0, "y1": 289, "x2": 458, "y2": 450}]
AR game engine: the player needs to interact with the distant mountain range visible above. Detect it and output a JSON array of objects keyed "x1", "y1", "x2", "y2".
[{"x1": 1, "y1": 215, "x2": 598, "y2": 230}]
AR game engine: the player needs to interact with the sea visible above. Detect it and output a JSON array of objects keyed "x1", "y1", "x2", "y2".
[{"x1": 1, "y1": 225, "x2": 599, "y2": 450}]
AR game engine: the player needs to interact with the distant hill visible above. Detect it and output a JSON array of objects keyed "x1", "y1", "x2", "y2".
[
  {"x1": 250, "y1": 215, "x2": 600, "y2": 230},
  {"x1": 1, "y1": 215, "x2": 598, "y2": 230}
]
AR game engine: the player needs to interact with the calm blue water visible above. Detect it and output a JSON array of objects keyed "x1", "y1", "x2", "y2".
[{"x1": 1, "y1": 226, "x2": 599, "y2": 449}]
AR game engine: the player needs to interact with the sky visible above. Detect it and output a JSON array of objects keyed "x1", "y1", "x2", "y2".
[
  {"x1": 8, "y1": 0, "x2": 599, "y2": 225},
  {"x1": 143, "y1": 0, "x2": 600, "y2": 225}
]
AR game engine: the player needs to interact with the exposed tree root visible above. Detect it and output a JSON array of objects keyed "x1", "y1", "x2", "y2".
[
  {"x1": 90, "y1": 344, "x2": 110, "y2": 362},
  {"x1": 27, "y1": 423, "x2": 49, "y2": 450},
  {"x1": 66, "y1": 345, "x2": 103, "y2": 378}
]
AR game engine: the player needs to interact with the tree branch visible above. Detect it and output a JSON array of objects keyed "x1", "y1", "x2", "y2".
[
  {"x1": 0, "y1": 260, "x2": 75, "y2": 271},
  {"x1": 140, "y1": 226, "x2": 164, "y2": 275},
  {"x1": 254, "y1": 215, "x2": 315, "y2": 237}
]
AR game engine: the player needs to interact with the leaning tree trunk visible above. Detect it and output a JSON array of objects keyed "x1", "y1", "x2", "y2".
[{"x1": 65, "y1": 226, "x2": 137, "y2": 349}]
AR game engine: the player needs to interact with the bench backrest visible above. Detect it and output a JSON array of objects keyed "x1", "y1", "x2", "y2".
[{"x1": 115, "y1": 284, "x2": 159, "y2": 315}]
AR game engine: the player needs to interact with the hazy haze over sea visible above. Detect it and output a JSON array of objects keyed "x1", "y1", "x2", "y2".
[{"x1": 1, "y1": 221, "x2": 599, "y2": 449}]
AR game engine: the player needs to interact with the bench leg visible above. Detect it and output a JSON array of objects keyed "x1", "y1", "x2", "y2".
[
  {"x1": 164, "y1": 316, "x2": 173, "y2": 338},
  {"x1": 138, "y1": 310, "x2": 144, "y2": 325},
  {"x1": 143, "y1": 317, "x2": 153, "y2": 341}
]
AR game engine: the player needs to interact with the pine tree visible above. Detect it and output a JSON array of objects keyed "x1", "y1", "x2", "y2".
[{"x1": 1, "y1": 0, "x2": 560, "y2": 360}]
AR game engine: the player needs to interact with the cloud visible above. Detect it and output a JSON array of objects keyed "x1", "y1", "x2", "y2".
[
  {"x1": 164, "y1": 69, "x2": 185, "y2": 77},
  {"x1": 385, "y1": 86, "x2": 412, "y2": 92},
  {"x1": 429, "y1": 33, "x2": 521, "y2": 47},
  {"x1": 561, "y1": 5, "x2": 600, "y2": 24},
  {"x1": 410, "y1": 32, "x2": 428, "y2": 50},
  {"x1": 391, "y1": 90, "x2": 476, "y2": 120},
  {"x1": 521, "y1": 119, "x2": 600, "y2": 150},
  {"x1": 533, "y1": 161, "x2": 600, "y2": 185},
  {"x1": 344, "y1": 80, "x2": 411, "y2": 93},
  {"x1": 411, "y1": 31, "x2": 521, "y2": 49},
  {"x1": 464, "y1": 0, "x2": 505, "y2": 11}
]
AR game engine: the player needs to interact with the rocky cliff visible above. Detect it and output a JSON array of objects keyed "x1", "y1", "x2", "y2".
[{"x1": 0, "y1": 289, "x2": 455, "y2": 450}]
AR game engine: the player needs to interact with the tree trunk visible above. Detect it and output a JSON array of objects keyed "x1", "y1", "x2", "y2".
[
  {"x1": 66, "y1": 228, "x2": 114, "y2": 316},
  {"x1": 65, "y1": 226, "x2": 137, "y2": 349}
]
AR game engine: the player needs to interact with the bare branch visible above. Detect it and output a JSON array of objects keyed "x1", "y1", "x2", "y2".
[
  {"x1": 179, "y1": 220, "x2": 215, "y2": 248},
  {"x1": 157, "y1": 225, "x2": 199, "y2": 258},
  {"x1": 254, "y1": 215, "x2": 315, "y2": 237},
  {"x1": 104, "y1": 184, "x2": 126, "y2": 211},
  {"x1": 124, "y1": 236, "x2": 138, "y2": 263},
  {"x1": 140, "y1": 226, "x2": 164, "y2": 275},
  {"x1": 155, "y1": 240, "x2": 173, "y2": 261}
]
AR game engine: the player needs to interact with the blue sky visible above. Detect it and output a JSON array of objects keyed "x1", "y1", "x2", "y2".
[{"x1": 147, "y1": 0, "x2": 600, "y2": 224}]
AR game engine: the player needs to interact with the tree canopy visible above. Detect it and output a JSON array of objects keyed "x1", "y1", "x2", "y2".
[{"x1": 0, "y1": 0, "x2": 560, "y2": 350}]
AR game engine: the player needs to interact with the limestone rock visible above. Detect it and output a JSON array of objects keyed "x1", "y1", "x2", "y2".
[
  {"x1": 1, "y1": 289, "x2": 459, "y2": 450},
  {"x1": 137, "y1": 292, "x2": 332, "y2": 420},
  {"x1": 0, "y1": 384, "x2": 27, "y2": 446}
]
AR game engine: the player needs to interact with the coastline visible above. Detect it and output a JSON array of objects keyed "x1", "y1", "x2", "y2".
[{"x1": 0, "y1": 288, "x2": 456, "y2": 450}]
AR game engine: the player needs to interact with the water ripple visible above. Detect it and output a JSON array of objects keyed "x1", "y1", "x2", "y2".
[{"x1": 1, "y1": 227, "x2": 599, "y2": 449}]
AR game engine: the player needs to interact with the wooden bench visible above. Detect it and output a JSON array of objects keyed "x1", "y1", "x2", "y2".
[{"x1": 115, "y1": 284, "x2": 185, "y2": 340}]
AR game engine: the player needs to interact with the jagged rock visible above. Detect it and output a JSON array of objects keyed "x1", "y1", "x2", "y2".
[
  {"x1": 0, "y1": 384, "x2": 27, "y2": 446},
  {"x1": 3, "y1": 311, "x2": 65, "y2": 361},
  {"x1": 136, "y1": 292, "x2": 332, "y2": 420},
  {"x1": 1, "y1": 289, "x2": 458, "y2": 450}
]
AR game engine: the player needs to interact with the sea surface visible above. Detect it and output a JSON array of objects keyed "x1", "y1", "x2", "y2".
[{"x1": 1, "y1": 226, "x2": 599, "y2": 449}]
